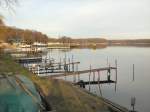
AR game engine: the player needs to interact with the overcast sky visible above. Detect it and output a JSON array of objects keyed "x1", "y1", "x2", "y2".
[{"x1": 1, "y1": 0, "x2": 150, "y2": 39}]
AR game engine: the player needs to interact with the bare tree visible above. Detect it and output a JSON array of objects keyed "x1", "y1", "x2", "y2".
[
  {"x1": 0, "y1": 0, "x2": 18, "y2": 7},
  {"x1": 0, "y1": 0, "x2": 18, "y2": 25}
]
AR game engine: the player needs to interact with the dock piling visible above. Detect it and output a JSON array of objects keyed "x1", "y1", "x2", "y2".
[
  {"x1": 93, "y1": 72, "x2": 95, "y2": 81},
  {"x1": 68, "y1": 58, "x2": 70, "y2": 71},
  {"x1": 72, "y1": 55, "x2": 74, "y2": 72},
  {"x1": 115, "y1": 60, "x2": 118, "y2": 92},
  {"x1": 89, "y1": 65, "x2": 92, "y2": 92},
  {"x1": 98, "y1": 71, "x2": 102, "y2": 96},
  {"x1": 38, "y1": 65, "x2": 40, "y2": 76},
  {"x1": 76, "y1": 64, "x2": 80, "y2": 82},
  {"x1": 133, "y1": 64, "x2": 135, "y2": 82}
]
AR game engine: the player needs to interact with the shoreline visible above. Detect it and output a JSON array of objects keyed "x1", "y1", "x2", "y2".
[{"x1": 0, "y1": 52, "x2": 130, "y2": 112}]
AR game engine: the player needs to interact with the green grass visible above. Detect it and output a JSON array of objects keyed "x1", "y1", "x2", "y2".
[{"x1": 0, "y1": 54, "x2": 29, "y2": 76}]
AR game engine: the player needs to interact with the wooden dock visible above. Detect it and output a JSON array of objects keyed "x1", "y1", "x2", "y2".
[
  {"x1": 76, "y1": 80, "x2": 115, "y2": 85},
  {"x1": 46, "y1": 61, "x2": 80, "y2": 67},
  {"x1": 8, "y1": 50, "x2": 44, "y2": 54},
  {"x1": 75, "y1": 80, "x2": 116, "y2": 88},
  {"x1": 47, "y1": 67, "x2": 116, "y2": 78},
  {"x1": 47, "y1": 46, "x2": 70, "y2": 49},
  {"x1": 16, "y1": 57, "x2": 42, "y2": 63}
]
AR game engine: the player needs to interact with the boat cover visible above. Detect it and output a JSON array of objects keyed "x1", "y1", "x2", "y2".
[{"x1": 0, "y1": 75, "x2": 42, "y2": 112}]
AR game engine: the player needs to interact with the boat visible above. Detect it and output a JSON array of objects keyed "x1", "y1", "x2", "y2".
[{"x1": 0, "y1": 74, "x2": 51, "y2": 112}]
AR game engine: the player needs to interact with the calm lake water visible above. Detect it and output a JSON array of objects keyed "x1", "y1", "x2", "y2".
[{"x1": 46, "y1": 47, "x2": 150, "y2": 112}]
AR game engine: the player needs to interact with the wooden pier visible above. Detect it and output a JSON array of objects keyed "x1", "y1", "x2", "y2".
[
  {"x1": 16, "y1": 54, "x2": 118, "y2": 93},
  {"x1": 16, "y1": 57, "x2": 42, "y2": 63},
  {"x1": 76, "y1": 80, "x2": 115, "y2": 85},
  {"x1": 27, "y1": 61, "x2": 80, "y2": 72},
  {"x1": 75, "y1": 80, "x2": 116, "y2": 88},
  {"x1": 47, "y1": 46, "x2": 70, "y2": 49},
  {"x1": 46, "y1": 62, "x2": 80, "y2": 68},
  {"x1": 8, "y1": 50, "x2": 44, "y2": 54},
  {"x1": 49, "y1": 67, "x2": 117, "y2": 78},
  {"x1": 46, "y1": 64, "x2": 118, "y2": 93}
]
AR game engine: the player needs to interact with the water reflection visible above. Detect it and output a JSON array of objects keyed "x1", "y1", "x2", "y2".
[
  {"x1": 45, "y1": 47, "x2": 150, "y2": 112},
  {"x1": 130, "y1": 97, "x2": 136, "y2": 112}
]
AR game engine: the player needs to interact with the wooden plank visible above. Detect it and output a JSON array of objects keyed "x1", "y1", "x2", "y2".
[
  {"x1": 16, "y1": 57, "x2": 42, "y2": 63},
  {"x1": 17, "y1": 57, "x2": 42, "y2": 60},
  {"x1": 46, "y1": 62, "x2": 80, "y2": 67},
  {"x1": 33, "y1": 70, "x2": 65, "y2": 74},
  {"x1": 33, "y1": 67, "x2": 116, "y2": 76},
  {"x1": 47, "y1": 46, "x2": 70, "y2": 49},
  {"x1": 49, "y1": 67, "x2": 117, "y2": 78},
  {"x1": 76, "y1": 80, "x2": 116, "y2": 85}
]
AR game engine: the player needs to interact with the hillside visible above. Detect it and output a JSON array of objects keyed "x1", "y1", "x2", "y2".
[{"x1": 0, "y1": 19, "x2": 48, "y2": 44}]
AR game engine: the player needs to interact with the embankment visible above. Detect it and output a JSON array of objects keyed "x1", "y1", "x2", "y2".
[{"x1": 0, "y1": 53, "x2": 129, "y2": 112}]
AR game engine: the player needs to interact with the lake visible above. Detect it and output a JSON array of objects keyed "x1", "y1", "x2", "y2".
[{"x1": 46, "y1": 47, "x2": 150, "y2": 112}]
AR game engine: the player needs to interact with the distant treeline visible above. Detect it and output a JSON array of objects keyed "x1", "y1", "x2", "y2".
[
  {"x1": 48, "y1": 36, "x2": 150, "y2": 48},
  {"x1": 108, "y1": 39, "x2": 150, "y2": 46},
  {"x1": 0, "y1": 26, "x2": 48, "y2": 44},
  {"x1": 50, "y1": 37, "x2": 106, "y2": 43},
  {"x1": 48, "y1": 36, "x2": 108, "y2": 48},
  {"x1": 0, "y1": 19, "x2": 48, "y2": 44}
]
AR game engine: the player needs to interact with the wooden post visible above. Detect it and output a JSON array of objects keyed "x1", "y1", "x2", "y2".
[
  {"x1": 115, "y1": 60, "x2": 118, "y2": 92},
  {"x1": 45, "y1": 66, "x2": 48, "y2": 76},
  {"x1": 131, "y1": 97, "x2": 136, "y2": 112},
  {"x1": 107, "y1": 63, "x2": 111, "y2": 82},
  {"x1": 59, "y1": 58, "x2": 61, "y2": 69},
  {"x1": 93, "y1": 72, "x2": 95, "y2": 81},
  {"x1": 60, "y1": 58, "x2": 61, "y2": 64},
  {"x1": 98, "y1": 71, "x2": 102, "y2": 96},
  {"x1": 72, "y1": 55, "x2": 74, "y2": 72},
  {"x1": 64, "y1": 56, "x2": 67, "y2": 80},
  {"x1": 65, "y1": 52, "x2": 67, "y2": 62},
  {"x1": 64, "y1": 57, "x2": 67, "y2": 81},
  {"x1": 64, "y1": 53, "x2": 67, "y2": 71},
  {"x1": 89, "y1": 65, "x2": 91, "y2": 91},
  {"x1": 38, "y1": 65, "x2": 40, "y2": 76},
  {"x1": 76, "y1": 64, "x2": 80, "y2": 82},
  {"x1": 107, "y1": 61, "x2": 109, "y2": 79},
  {"x1": 68, "y1": 58, "x2": 70, "y2": 72},
  {"x1": 72, "y1": 63, "x2": 74, "y2": 72},
  {"x1": 63, "y1": 58, "x2": 66, "y2": 71},
  {"x1": 133, "y1": 64, "x2": 135, "y2": 82}
]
